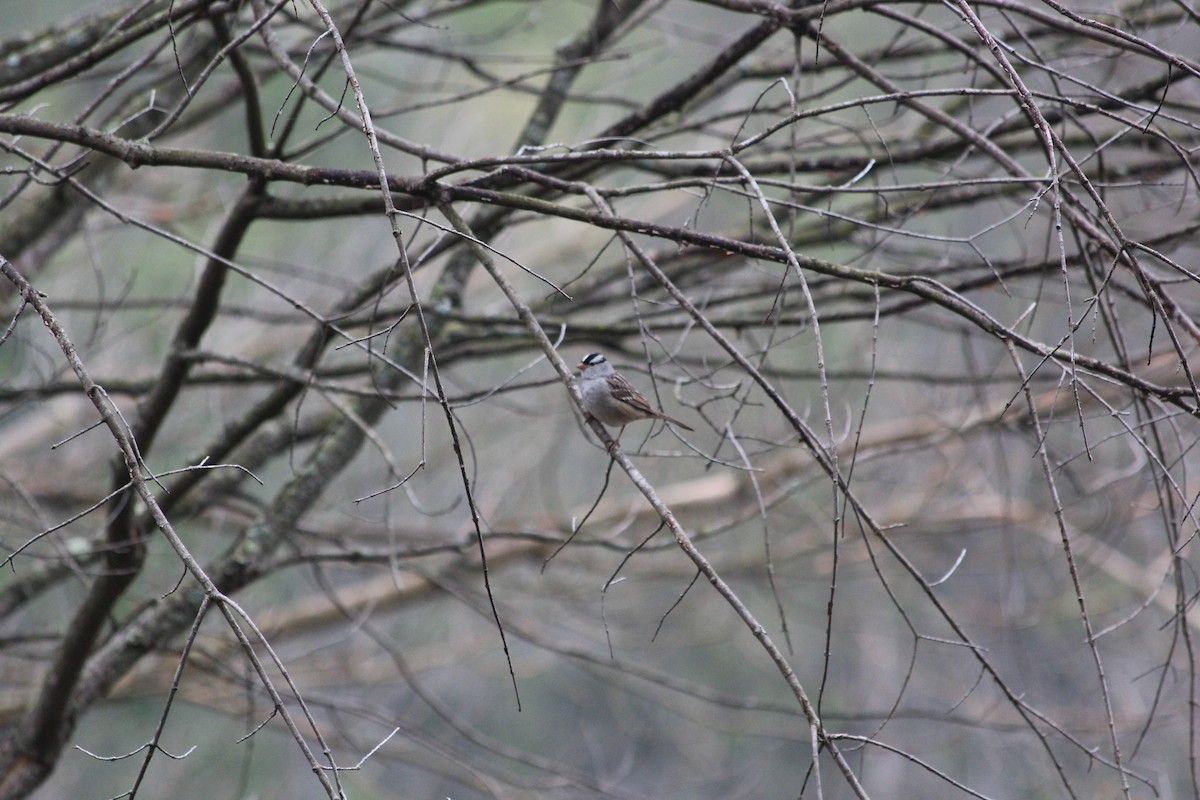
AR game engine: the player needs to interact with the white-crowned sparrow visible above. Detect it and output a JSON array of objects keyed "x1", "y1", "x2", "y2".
[{"x1": 576, "y1": 352, "x2": 694, "y2": 431}]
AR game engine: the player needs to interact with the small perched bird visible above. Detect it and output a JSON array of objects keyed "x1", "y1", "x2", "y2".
[{"x1": 575, "y1": 352, "x2": 694, "y2": 431}]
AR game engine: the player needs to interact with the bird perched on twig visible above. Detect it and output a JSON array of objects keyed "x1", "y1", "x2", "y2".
[{"x1": 575, "y1": 352, "x2": 694, "y2": 431}]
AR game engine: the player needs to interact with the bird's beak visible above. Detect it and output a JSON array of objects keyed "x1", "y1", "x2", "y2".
[{"x1": 575, "y1": 360, "x2": 585, "y2": 372}]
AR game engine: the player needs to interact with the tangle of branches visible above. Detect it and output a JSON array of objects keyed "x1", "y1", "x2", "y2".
[{"x1": 1, "y1": 1, "x2": 1198, "y2": 798}]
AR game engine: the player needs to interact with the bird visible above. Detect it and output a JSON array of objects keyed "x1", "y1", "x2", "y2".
[{"x1": 575, "y1": 352, "x2": 694, "y2": 431}]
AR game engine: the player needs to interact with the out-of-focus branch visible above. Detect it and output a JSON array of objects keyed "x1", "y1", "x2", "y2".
[{"x1": 0, "y1": 257, "x2": 340, "y2": 800}]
